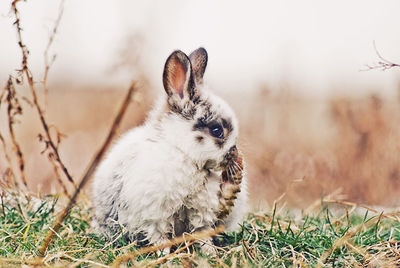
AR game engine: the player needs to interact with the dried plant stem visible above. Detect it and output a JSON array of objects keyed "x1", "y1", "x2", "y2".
[
  {"x1": 1, "y1": 82, "x2": 17, "y2": 188},
  {"x1": 37, "y1": 82, "x2": 137, "y2": 257},
  {"x1": 242, "y1": 238, "x2": 255, "y2": 261},
  {"x1": 11, "y1": 0, "x2": 75, "y2": 191},
  {"x1": 323, "y1": 199, "x2": 400, "y2": 224},
  {"x1": 151, "y1": 241, "x2": 195, "y2": 265},
  {"x1": 77, "y1": 82, "x2": 138, "y2": 190},
  {"x1": 363, "y1": 41, "x2": 400, "y2": 71},
  {"x1": 49, "y1": 156, "x2": 68, "y2": 196},
  {"x1": 0, "y1": 133, "x2": 16, "y2": 188},
  {"x1": 111, "y1": 225, "x2": 225, "y2": 267},
  {"x1": 0, "y1": 257, "x2": 43, "y2": 266},
  {"x1": 5, "y1": 77, "x2": 26, "y2": 189},
  {"x1": 43, "y1": 0, "x2": 64, "y2": 108}
]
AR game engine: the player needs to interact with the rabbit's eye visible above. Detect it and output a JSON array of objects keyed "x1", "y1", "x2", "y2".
[{"x1": 209, "y1": 124, "x2": 224, "y2": 139}]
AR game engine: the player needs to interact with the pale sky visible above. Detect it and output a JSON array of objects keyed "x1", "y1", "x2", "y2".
[{"x1": 1, "y1": 0, "x2": 399, "y2": 96}]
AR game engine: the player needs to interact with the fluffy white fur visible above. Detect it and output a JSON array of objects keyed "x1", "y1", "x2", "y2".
[{"x1": 92, "y1": 48, "x2": 248, "y2": 246}]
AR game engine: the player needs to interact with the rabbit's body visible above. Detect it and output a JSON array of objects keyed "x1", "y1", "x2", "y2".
[{"x1": 92, "y1": 48, "x2": 248, "y2": 246}]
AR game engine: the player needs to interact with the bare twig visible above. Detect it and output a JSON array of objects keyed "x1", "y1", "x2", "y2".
[
  {"x1": 151, "y1": 241, "x2": 195, "y2": 265},
  {"x1": 62, "y1": 254, "x2": 109, "y2": 268},
  {"x1": 242, "y1": 238, "x2": 255, "y2": 261},
  {"x1": 37, "y1": 82, "x2": 138, "y2": 257},
  {"x1": 0, "y1": 257, "x2": 43, "y2": 266},
  {"x1": 43, "y1": 0, "x2": 64, "y2": 108},
  {"x1": 0, "y1": 82, "x2": 17, "y2": 189},
  {"x1": 363, "y1": 41, "x2": 400, "y2": 71},
  {"x1": 77, "y1": 82, "x2": 138, "y2": 189},
  {"x1": 11, "y1": 0, "x2": 75, "y2": 191},
  {"x1": 111, "y1": 225, "x2": 225, "y2": 267},
  {"x1": 5, "y1": 77, "x2": 26, "y2": 189},
  {"x1": 49, "y1": 153, "x2": 68, "y2": 196},
  {"x1": 0, "y1": 134, "x2": 16, "y2": 188}
]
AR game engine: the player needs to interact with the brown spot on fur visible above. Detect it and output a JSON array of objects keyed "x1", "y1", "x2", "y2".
[
  {"x1": 196, "y1": 136, "x2": 204, "y2": 143},
  {"x1": 222, "y1": 118, "x2": 233, "y2": 132},
  {"x1": 193, "y1": 118, "x2": 207, "y2": 130}
]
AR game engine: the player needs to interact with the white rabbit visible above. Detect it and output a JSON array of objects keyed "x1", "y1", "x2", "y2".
[{"x1": 91, "y1": 48, "x2": 248, "y2": 246}]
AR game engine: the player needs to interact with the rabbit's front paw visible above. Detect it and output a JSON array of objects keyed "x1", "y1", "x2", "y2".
[
  {"x1": 217, "y1": 150, "x2": 244, "y2": 219},
  {"x1": 198, "y1": 237, "x2": 217, "y2": 255},
  {"x1": 155, "y1": 237, "x2": 171, "y2": 257}
]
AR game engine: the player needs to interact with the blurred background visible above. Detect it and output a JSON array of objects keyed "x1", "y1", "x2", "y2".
[{"x1": 1, "y1": 0, "x2": 400, "y2": 208}]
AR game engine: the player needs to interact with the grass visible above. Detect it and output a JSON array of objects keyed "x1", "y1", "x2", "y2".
[
  {"x1": 3, "y1": 2, "x2": 400, "y2": 267},
  {"x1": 1, "y1": 191, "x2": 400, "y2": 267}
]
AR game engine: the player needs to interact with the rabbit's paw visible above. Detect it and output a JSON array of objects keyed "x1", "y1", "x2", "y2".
[
  {"x1": 217, "y1": 150, "x2": 244, "y2": 219},
  {"x1": 155, "y1": 237, "x2": 171, "y2": 257},
  {"x1": 198, "y1": 238, "x2": 217, "y2": 255}
]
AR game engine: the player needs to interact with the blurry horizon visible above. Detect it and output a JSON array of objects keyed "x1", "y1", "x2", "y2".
[{"x1": 1, "y1": 0, "x2": 399, "y2": 97}]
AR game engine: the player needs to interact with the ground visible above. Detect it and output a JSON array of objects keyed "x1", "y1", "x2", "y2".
[{"x1": 1, "y1": 190, "x2": 399, "y2": 267}]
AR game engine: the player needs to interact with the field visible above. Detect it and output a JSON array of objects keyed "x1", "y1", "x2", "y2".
[
  {"x1": 1, "y1": 85, "x2": 400, "y2": 267},
  {"x1": 1, "y1": 190, "x2": 400, "y2": 267},
  {"x1": 1, "y1": 1, "x2": 400, "y2": 266},
  {"x1": 3, "y1": 86, "x2": 400, "y2": 206}
]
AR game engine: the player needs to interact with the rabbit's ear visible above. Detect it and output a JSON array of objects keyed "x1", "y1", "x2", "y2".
[
  {"x1": 163, "y1": 50, "x2": 195, "y2": 100},
  {"x1": 189, "y1": 47, "x2": 208, "y2": 84}
]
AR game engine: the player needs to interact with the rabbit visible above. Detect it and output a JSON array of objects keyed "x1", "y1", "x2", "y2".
[{"x1": 91, "y1": 47, "x2": 248, "y2": 248}]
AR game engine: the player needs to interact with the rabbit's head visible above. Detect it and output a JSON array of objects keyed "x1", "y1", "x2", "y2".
[{"x1": 153, "y1": 48, "x2": 239, "y2": 171}]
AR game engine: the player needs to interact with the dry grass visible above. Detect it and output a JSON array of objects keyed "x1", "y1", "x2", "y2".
[
  {"x1": 1, "y1": 0, "x2": 400, "y2": 266},
  {"x1": 1, "y1": 189, "x2": 400, "y2": 267},
  {"x1": 2, "y1": 86, "x2": 400, "y2": 207},
  {"x1": 237, "y1": 89, "x2": 400, "y2": 207}
]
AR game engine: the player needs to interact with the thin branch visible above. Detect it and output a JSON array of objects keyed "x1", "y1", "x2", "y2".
[
  {"x1": 242, "y1": 237, "x2": 255, "y2": 261},
  {"x1": 0, "y1": 82, "x2": 16, "y2": 189},
  {"x1": 11, "y1": 0, "x2": 75, "y2": 190},
  {"x1": 0, "y1": 133, "x2": 16, "y2": 189},
  {"x1": 5, "y1": 77, "x2": 26, "y2": 189},
  {"x1": 363, "y1": 41, "x2": 400, "y2": 71},
  {"x1": 111, "y1": 225, "x2": 225, "y2": 267},
  {"x1": 37, "y1": 82, "x2": 138, "y2": 257},
  {"x1": 49, "y1": 153, "x2": 68, "y2": 196},
  {"x1": 43, "y1": 0, "x2": 64, "y2": 108},
  {"x1": 151, "y1": 241, "x2": 195, "y2": 265}
]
